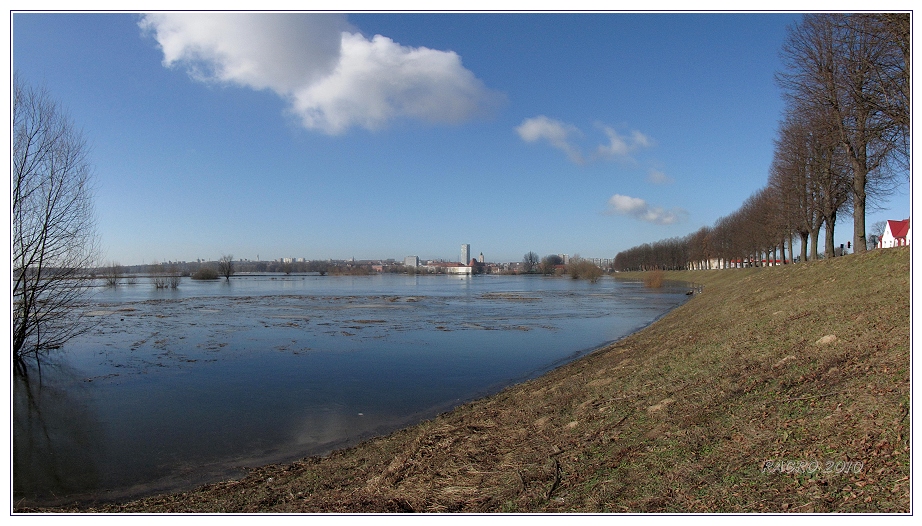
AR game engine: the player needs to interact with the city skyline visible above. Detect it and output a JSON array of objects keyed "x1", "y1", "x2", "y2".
[
  {"x1": 12, "y1": 11, "x2": 911, "y2": 266},
  {"x1": 126, "y1": 246, "x2": 582, "y2": 267}
]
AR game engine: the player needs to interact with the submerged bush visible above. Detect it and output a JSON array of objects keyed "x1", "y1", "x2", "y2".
[
  {"x1": 567, "y1": 257, "x2": 604, "y2": 283},
  {"x1": 644, "y1": 269, "x2": 665, "y2": 288},
  {"x1": 192, "y1": 266, "x2": 219, "y2": 280},
  {"x1": 151, "y1": 262, "x2": 182, "y2": 288}
]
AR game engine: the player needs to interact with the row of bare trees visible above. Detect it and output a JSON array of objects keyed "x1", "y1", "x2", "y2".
[
  {"x1": 613, "y1": 237, "x2": 692, "y2": 272},
  {"x1": 615, "y1": 13, "x2": 908, "y2": 272},
  {"x1": 776, "y1": 13, "x2": 908, "y2": 255}
]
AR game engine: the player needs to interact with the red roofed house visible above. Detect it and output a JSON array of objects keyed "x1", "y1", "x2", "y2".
[{"x1": 878, "y1": 218, "x2": 911, "y2": 248}]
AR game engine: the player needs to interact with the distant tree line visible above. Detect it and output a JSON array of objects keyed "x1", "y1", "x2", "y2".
[
  {"x1": 519, "y1": 252, "x2": 604, "y2": 281},
  {"x1": 615, "y1": 13, "x2": 908, "y2": 272},
  {"x1": 97, "y1": 257, "x2": 389, "y2": 281}
]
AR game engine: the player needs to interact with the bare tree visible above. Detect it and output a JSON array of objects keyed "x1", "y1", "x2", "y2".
[
  {"x1": 102, "y1": 261, "x2": 123, "y2": 287},
  {"x1": 150, "y1": 262, "x2": 182, "y2": 288},
  {"x1": 150, "y1": 261, "x2": 166, "y2": 288},
  {"x1": 218, "y1": 254, "x2": 235, "y2": 281},
  {"x1": 686, "y1": 227, "x2": 714, "y2": 269},
  {"x1": 792, "y1": 104, "x2": 853, "y2": 258},
  {"x1": 868, "y1": 220, "x2": 888, "y2": 250},
  {"x1": 12, "y1": 78, "x2": 99, "y2": 372},
  {"x1": 166, "y1": 264, "x2": 182, "y2": 288},
  {"x1": 307, "y1": 260, "x2": 329, "y2": 276},
  {"x1": 149, "y1": 261, "x2": 168, "y2": 288},
  {"x1": 848, "y1": 13, "x2": 910, "y2": 169},
  {"x1": 771, "y1": 113, "x2": 823, "y2": 263},
  {"x1": 522, "y1": 252, "x2": 539, "y2": 274}
]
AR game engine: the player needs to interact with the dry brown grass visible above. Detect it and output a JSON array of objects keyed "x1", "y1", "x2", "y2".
[{"x1": 31, "y1": 248, "x2": 910, "y2": 514}]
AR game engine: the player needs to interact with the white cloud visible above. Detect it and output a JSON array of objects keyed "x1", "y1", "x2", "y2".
[
  {"x1": 647, "y1": 168, "x2": 674, "y2": 185},
  {"x1": 516, "y1": 117, "x2": 652, "y2": 164},
  {"x1": 139, "y1": 13, "x2": 348, "y2": 92},
  {"x1": 605, "y1": 194, "x2": 687, "y2": 225},
  {"x1": 515, "y1": 116, "x2": 585, "y2": 164},
  {"x1": 292, "y1": 33, "x2": 502, "y2": 134},
  {"x1": 596, "y1": 126, "x2": 653, "y2": 158},
  {"x1": 139, "y1": 13, "x2": 502, "y2": 134}
]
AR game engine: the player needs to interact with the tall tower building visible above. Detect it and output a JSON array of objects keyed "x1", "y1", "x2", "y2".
[{"x1": 461, "y1": 244, "x2": 470, "y2": 265}]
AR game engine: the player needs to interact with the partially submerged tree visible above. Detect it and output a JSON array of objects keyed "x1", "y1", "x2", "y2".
[
  {"x1": 566, "y1": 256, "x2": 604, "y2": 282},
  {"x1": 12, "y1": 78, "x2": 99, "y2": 372},
  {"x1": 102, "y1": 261, "x2": 123, "y2": 287},
  {"x1": 167, "y1": 264, "x2": 182, "y2": 288},
  {"x1": 307, "y1": 260, "x2": 329, "y2": 276},
  {"x1": 150, "y1": 261, "x2": 181, "y2": 289},
  {"x1": 218, "y1": 254, "x2": 235, "y2": 281}
]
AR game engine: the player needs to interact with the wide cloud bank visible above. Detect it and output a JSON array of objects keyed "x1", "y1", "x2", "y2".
[{"x1": 140, "y1": 13, "x2": 503, "y2": 134}]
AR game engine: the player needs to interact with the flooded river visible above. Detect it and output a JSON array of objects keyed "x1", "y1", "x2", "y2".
[{"x1": 13, "y1": 273, "x2": 689, "y2": 506}]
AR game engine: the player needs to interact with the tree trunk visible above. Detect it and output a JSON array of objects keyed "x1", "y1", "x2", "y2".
[
  {"x1": 800, "y1": 232, "x2": 809, "y2": 262},
  {"x1": 852, "y1": 168, "x2": 868, "y2": 253},
  {"x1": 810, "y1": 227, "x2": 820, "y2": 260},
  {"x1": 825, "y1": 213, "x2": 837, "y2": 258}
]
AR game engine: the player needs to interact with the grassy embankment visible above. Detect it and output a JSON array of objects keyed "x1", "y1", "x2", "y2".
[{"x1": 42, "y1": 247, "x2": 910, "y2": 513}]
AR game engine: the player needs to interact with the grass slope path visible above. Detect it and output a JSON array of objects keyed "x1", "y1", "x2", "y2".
[{"x1": 44, "y1": 247, "x2": 910, "y2": 513}]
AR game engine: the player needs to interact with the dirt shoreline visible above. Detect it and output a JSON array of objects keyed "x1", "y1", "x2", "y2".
[{"x1": 20, "y1": 247, "x2": 910, "y2": 513}]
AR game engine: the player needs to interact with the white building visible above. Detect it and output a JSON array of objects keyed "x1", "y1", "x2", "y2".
[
  {"x1": 404, "y1": 255, "x2": 420, "y2": 268},
  {"x1": 461, "y1": 244, "x2": 471, "y2": 264},
  {"x1": 421, "y1": 262, "x2": 471, "y2": 274},
  {"x1": 879, "y1": 218, "x2": 911, "y2": 248},
  {"x1": 446, "y1": 265, "x2": 472, "y2": 275}
]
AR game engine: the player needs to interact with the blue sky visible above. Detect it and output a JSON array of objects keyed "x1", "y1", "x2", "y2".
[{"x1": 11, "y1": 11, "x2": 911, "y2": 265}]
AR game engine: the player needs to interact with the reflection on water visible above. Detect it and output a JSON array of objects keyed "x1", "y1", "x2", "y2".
[
  {"x1": 13, "y1": 363, "x2": 105, "y2": 502},
  {"x1": 13, "y1": 273, "x2": 689, "y2": 506}
]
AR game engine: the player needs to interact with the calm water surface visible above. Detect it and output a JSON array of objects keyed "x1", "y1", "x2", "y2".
[{"x1": 13, "y1": 273, "x2": 689, "y2": 506}]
